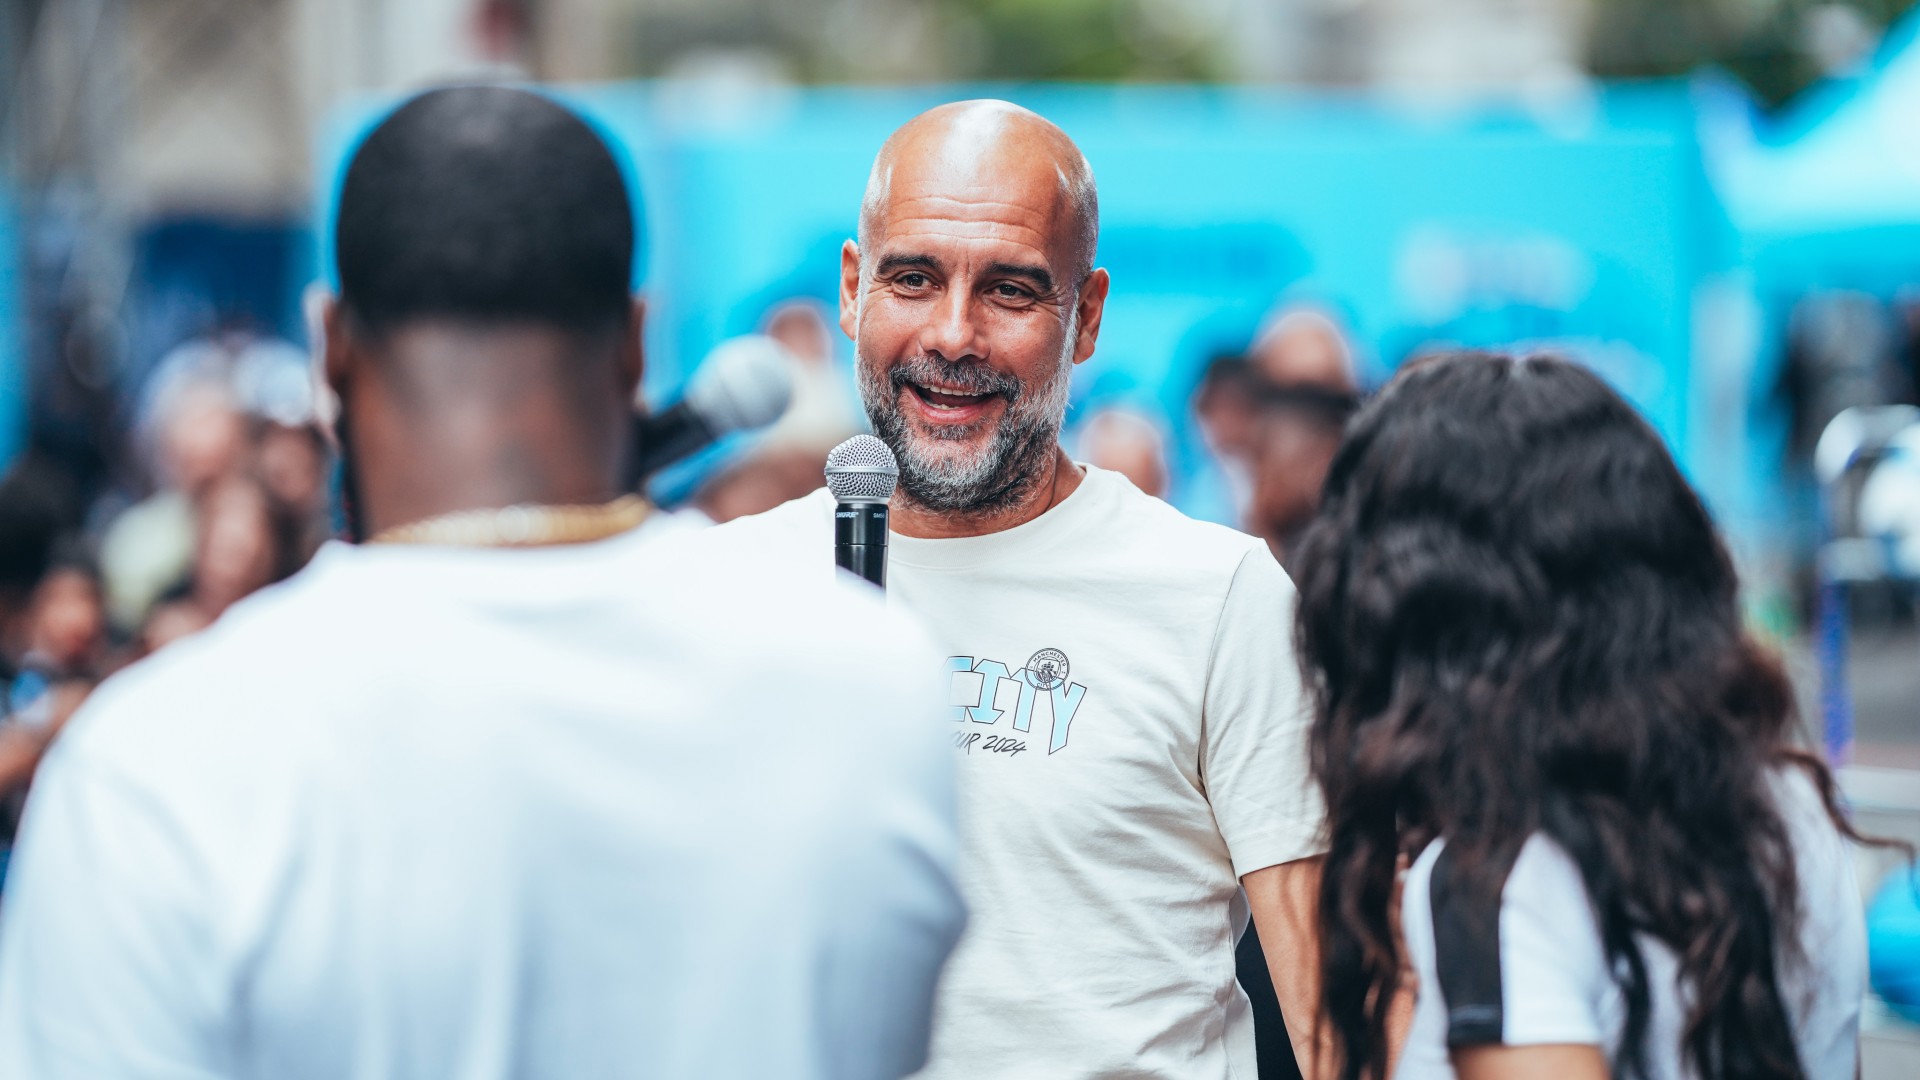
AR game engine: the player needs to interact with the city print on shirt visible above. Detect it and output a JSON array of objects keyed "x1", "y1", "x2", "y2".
[{"x1": 945, "y1": 648, "x2": 1088, "y2": 757}]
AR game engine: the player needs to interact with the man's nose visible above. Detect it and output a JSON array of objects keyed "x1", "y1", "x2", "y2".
[{"x1": 917, "y1": 287, "x2": 987, "y2": 363}]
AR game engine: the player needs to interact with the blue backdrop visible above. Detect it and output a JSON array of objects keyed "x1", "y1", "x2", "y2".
[{"x1": 315, "y1": 82, "x2": 1728, "y2": 521}]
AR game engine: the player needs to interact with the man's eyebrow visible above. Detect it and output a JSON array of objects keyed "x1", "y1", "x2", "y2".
[
  {"x1": 875, "y1": 253, "x2": 942, "y2": 275},
  {"x1": 985, "y1": 262, "x2": 1055, "y2": 293}
]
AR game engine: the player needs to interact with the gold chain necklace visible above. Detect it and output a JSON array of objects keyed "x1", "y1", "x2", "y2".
[{"x1": 370, "y1": 495, "x2": 651, "y2": 548}]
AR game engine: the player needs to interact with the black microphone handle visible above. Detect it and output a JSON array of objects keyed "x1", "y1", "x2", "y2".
[
  {"x1": 628, "y1": 402, "x2": 718, "y2": 488},
  {"x1": 833, "y1": 501, "x2": 889, "y2": 590}
]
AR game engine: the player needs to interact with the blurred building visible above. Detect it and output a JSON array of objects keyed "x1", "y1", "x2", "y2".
[
  {"x1": 619, "y1": 0, "x2": 1594, "y2": 92},
  {"x1": 7, "y1": 0, "x2": 620, "y2": 215},
  {"x1": 0, "y1": 0, "x2": 622, "y2": 490}
]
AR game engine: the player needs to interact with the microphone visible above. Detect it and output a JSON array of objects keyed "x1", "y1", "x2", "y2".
[
  {"x1": 825, "y1": 434, "x2": 898, "y2": 590},
  {"x1": 630, "y1": 335, "x2": 795, "y2": 484}
]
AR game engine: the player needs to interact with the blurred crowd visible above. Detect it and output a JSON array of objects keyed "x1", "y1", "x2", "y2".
[
  {"x1": 0, "y1": 332, "x2": 332, "y2": 871},
  {"x1": 0, "y1": 283, "x2": 1369, "y2": 881}
]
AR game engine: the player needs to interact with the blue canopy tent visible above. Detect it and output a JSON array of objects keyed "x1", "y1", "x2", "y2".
[{"x1": 1714, "y1": 12, "x2": 1920, "y2": 296}]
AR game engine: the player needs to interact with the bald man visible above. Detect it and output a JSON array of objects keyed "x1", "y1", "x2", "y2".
[{"x1": 712, "y1": 100, "x2": 1327, "y2": 1079}]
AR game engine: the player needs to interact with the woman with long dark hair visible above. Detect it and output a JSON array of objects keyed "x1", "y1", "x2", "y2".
[{"x1": 1293, "y1": 352, "x2": 1875, "y2": 1080}]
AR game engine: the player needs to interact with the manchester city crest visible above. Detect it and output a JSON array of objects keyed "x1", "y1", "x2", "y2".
[{"x1": 1025, "y1": 648, "x2": 1070, "y2": 690}]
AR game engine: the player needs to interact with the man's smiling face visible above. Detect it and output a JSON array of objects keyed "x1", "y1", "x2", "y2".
[{"x1": 841, "y1": 102, "x2": 1103, "y2": 514}]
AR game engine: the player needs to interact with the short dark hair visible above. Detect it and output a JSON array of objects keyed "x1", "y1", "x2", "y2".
[{"x1": 335, "y1": 86, "x2": 635, "y2": 336}]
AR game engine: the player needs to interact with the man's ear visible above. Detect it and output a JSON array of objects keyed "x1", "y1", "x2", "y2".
[
  {"x1": 620, "y1": 296, "x2": 647, "y2": 408},
  {"x1": 303, "y1": 285, "x2": 342, "y2": 440},
  {"x1": 1071, "y1": 268, "x2": 1110, "y2": 366},
  {"x1": 838, "y1": 240, "x2": 861, "y2": 342},
  {"x1": 315, "y1": 291, "x2": 357, "y2": 449}
]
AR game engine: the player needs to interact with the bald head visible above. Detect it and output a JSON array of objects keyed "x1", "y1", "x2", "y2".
[
  {"x1": 1252, "y1": 308, "x2": 1357, "y2": 392},
  {"x1": 859, "y1": 100, "x2": 1098, "y2": 286},
  {"x1": 841, "y1": 99, "x2": 1111, "y2": 524}
]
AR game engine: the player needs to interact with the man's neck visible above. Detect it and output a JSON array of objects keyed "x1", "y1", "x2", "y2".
[
  {"x1": 344, "y1": 332, "x2": 629, "y2": 539},
  {"x1": 889, "y1": 445, "x2": 1085, "y2": 540},
  {"x1": 355, "y1": 423, "x2": 626, "y2": 537},
  {"x1": 360, "y1": 463, "x2": 626, "y2": 539}
]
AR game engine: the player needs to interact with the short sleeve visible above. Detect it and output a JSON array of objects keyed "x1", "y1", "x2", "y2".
[
  {"x1": 1199, "y1": 546, "x2": 1327, "y2": 878},
  {"x1": 1428, "y1": 837, "x2": 1611, "y2": 1049},
  {"x1": 0, "y1": 736, "x2": 229, "y2": 1078}
]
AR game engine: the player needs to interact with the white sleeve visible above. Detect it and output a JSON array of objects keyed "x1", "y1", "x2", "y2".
[
  {"x1": 1199, "y1": 546, "x2": 1327, "y2": 877},
  {"x1": 811, "y1": 612, "x2": 966, "y2": 1080},
  {"x1": 1497, "y1": 840, "x2": 1612, "y2": 1045},
  {"x1": 1425, "y1": 836, "x2": 1610, "y2": 1049},
  {"x1": 0, "y1": 738, "x2": 230, "y2": 1078}
]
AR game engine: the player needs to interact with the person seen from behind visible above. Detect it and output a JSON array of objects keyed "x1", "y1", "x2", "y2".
[
  {"x1": 0, "y1": 84, "x2": 961, "y2": 1080},
  {"x1": 1292, "y1": 351, "x2": 1880, "y2": 1080}
]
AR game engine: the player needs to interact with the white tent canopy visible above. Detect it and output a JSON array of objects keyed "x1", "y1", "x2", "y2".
[{"x1": 1713, "y1": 16, "x2": 1920, "y2": 240}]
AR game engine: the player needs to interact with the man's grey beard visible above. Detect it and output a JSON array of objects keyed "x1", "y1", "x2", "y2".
[{"x1": 857, "y1": 330, "x2": 1074, "y2": 515}]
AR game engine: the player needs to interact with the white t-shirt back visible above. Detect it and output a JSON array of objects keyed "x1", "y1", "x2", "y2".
[
  {"x1": 1396, "y1": 769, "x2": 1866, "y2": 1080},
  {"x1": 711, "y1": 466, "x2": 1326, "y2": 1080},
  {"x1": 0, "y1": 522, "x2": 964, "y2": 1080}
]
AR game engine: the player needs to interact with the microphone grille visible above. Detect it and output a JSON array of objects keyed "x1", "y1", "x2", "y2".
[
  {"x1": 825, "y1": 434, "x2": 898, "y2": 503},
  {"x1": 684, "y1": 335, "x2": 795, "y2": 434}
]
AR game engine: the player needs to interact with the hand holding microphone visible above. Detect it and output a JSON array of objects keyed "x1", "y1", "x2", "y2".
[
  {"x1": 825, "y1": 435, "x2": 897, "y2": 590},
  {"x1": 629, "y1": 336, "x2": 795, "y2": 485}
]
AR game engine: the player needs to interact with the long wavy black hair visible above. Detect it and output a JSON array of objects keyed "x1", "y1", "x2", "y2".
[{"x1": 1293, "y1": 351, "x2": 1868, "y2": 1080}]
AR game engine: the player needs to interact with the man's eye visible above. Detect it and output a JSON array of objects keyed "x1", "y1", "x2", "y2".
[
  {"x1": 898, "y1": 273, "x2": 930, "y2": 289},
  {"x1": 994, "y1": 283, "x2": 1032, "y2": 300}
]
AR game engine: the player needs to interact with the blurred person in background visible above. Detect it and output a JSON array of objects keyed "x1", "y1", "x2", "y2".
[
  {"x1": 1075, "y1": 405, "x2": 1169, "y2": 499},
  {"x1": 135, "y1": 589, "x2": 212, "y2": 658},
  {"x1": 1294, "y1": 352, "x2": 1878, "y2": 1080},
  {"x1": 1248, "y1": 306, "x2": 1355, "y2": 391},
  {"x1": 1894, "y1": 288, "x2": 1920, "y2": 396},
  {"x1": 96, "y1": 368, "x2": 248, "y2": 633},
  {"x1": 1777, "y1": 291, "x2": 1908, "y2": 466},
  {"x1": 762, "y1": 298, "x2": 863, "y2": 449},
  {"x1": 693, "y1": 445, "x2": 839, "y2": 524},
  {"x1": 238, "y1": 336, "x2": 335, "y2": 574},
  {"x1": 188, "y1": 474, "x2": 283, "y2": 621},
  {"x1": 97, "y1": 332, "x2": 323, "y2": 636},
  {"x1": 0, "y1": 543, "x2": 104, "y2": 889},
  {"x1": 255, "y1": 418, "x2": 333, "y2": 573},
  {"x1": 0, "y1": 462, "x2": 97, "y2": 892},
  {"x1": 12, "y1": 544, "x2": 106, "y2": 695},
  {"x1": 1193, "y1": 354, "x2": 1263, "y2": 519},
  {"x1": 690, "y1": 300, "x2": 867, "y2": 525},
  {"x1": 711, "y1": 99, "x2": 1328, "y2": 1080},
  {"x1": 0, "y1": 458, "x2": 84, "y2": 678},
  {"x1": 0, "y1": 84, "x2": 962, "y2": 1080},
  {"x1": 1243, "y1": 306, "x2": 1361, "y2": 566}
]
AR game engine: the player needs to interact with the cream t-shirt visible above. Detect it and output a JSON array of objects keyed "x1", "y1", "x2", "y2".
[{"x1": 713, "y1": 465, "x2": 1326, "y2": 1079}]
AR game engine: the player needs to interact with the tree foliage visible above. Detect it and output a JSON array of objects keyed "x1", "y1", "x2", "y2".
[{"x1": 1589, "y1": 0, "x2": 1913, "y2": 108}]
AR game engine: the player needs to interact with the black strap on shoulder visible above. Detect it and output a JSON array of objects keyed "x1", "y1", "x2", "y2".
[{"x1": 1429, "y1": 843, "x2": 1521, "y2": 1048}]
